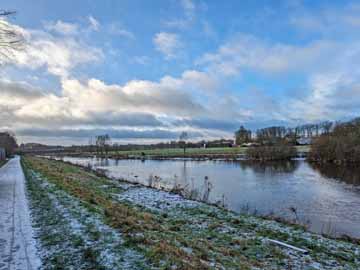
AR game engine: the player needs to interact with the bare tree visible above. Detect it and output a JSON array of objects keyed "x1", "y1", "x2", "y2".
[
  {"x1": 0, "y1": 10, "x2": 24, "y2": 64},
  {"x1": 0, "y1": 132, "x2": 17, "y2": 157},
  {"x1": 179, "y1": 131, "x2": 188, "y2": 156},
  {"x1": 96, "y1": 134, "x2": 111, "y2": 156},
  {"x1": 235, "y1": 126, "x2": 251, "y2": 145}
]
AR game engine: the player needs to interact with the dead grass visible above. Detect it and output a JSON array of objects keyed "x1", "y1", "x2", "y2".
[{"x1": 22, "y1": 156, "x2": 212, "y2": 269}]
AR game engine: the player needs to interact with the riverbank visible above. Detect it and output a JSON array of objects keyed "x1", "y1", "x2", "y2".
[
  {"x1": 44, "y1": 145, "x2": 310, "y2": 161},
  {"x1": 21, "y1": 156, "x2": 359, "y2": 269}
]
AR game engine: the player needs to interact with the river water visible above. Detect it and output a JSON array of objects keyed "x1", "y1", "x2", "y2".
[{"x1": 54, "y1": 156, "x2": 360, "y2": 238}]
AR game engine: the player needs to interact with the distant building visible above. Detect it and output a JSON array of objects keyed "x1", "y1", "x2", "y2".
[
  {"x1": 296, "y1": 137, "x2": 312, "y2": 145},
  {"x1": 241, "y1": 142, "x2": 260, "y2": 147},
  {"x1": 0, "y1": 147, "x2": 5, "y2": 160}
]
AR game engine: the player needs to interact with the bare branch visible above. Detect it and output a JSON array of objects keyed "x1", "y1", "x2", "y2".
[
  {"x1": 0, "y1": 10, "x2": 24, "y2": 65},
  {"x1": 0, "y1": 10, "x2": 16, "y2": 17}
]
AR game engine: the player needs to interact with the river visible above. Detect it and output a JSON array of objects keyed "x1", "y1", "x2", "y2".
[{"x1": 53, "y1": 156, "x2": 360, "y2": 238}]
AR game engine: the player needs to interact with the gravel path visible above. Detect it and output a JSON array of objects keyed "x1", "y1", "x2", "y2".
[{"x1": 0, "y1": 157, "x2": 41, "y2": 270}]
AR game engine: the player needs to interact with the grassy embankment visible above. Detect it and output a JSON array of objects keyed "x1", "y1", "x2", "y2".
[{"x1": 21, "y1": 156, "x2": 358, "y2": 269}]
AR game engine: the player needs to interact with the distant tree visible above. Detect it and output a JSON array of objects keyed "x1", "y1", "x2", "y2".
[
  {"x1": 235, "y1": 126, "x2": 251, "y2": 145},
  {"x1": 88, "y1": 137, "x2": 94, "y2": 152},
  {"x1": 95, "y1": 134, "x2": 111, "y2": 156},
  {"x1": 246, "y1": 142, "x2": 297, "y2": 161},
  {"x1": 179, "y1": 131, "x2": 188, "y2": 156},
  {"x1": 0, "y1": 10, "x2": 24, "y2": 64},
  {"x1": 309, "y1": 118, "x2": 360, "y2": 163},
  {"x1": 0, "y1": 132, "x2": 17, "y2": 157},
  {"x1": 256, "y1": 126, "x2": 287, "y2": 144},
  {"x1": 321, "y1": 121, "x2": 333, "y2": 134}
]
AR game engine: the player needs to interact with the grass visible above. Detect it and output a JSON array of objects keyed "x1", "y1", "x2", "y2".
[
  {"x1": 22, "y1": 158, "x2": 148, "y2": 269},
  {"x1": 84, "y1": 145, "x2": 310, "y2": 158},
  {"x1": 0, "y1": 159, "x2": 8, "y2": 168},
  {"x1": 22, "y1": 155, "x2": 359, "y2": 269},
  {"x1": 107, "y1": 146, "x2": 247, "y2": 157}
]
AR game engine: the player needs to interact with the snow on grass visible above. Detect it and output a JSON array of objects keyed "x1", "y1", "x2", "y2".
[
  {"x1": 114, "y1": 182, "x2": 360, "y2": 269},
  {"x1": 115, "y1": 185, "x2": 199, "y2": 212},
  {"x1": 24, "y1": 169, "x2": 148, "y2": 270}
]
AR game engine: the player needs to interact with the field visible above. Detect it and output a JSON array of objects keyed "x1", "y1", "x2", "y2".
[
  {"x1": 21, "y1": 155, "x2": 359, "y2": 269},
  {"x1": 110, "y1": 146, "x2": 246, "y2": 156},
  {"x1": 100, "y1": 145, "x2": 310, "y2": 158}
]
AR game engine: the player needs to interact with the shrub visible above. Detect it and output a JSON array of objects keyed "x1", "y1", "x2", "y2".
[
  {"x1": 309, "y1": 120, "x2": 360, "y2": 163},
  {"x1": 246, "y1": 143, "x2": 297, "y2": 161}
]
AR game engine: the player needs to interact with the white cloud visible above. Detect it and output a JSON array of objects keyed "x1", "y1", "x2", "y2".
[
  {"x1": 0, "y1": 20, "x2": 216, "y2": 141},
  {"x1": 108, "y1": 23, "x2": 135, "y2": 39},
  {"x1": 0, "y1": 72, "x2": 207, "y2": 132},
  {"x1": 88, "y1": 15, "x2": 100, "y2": 31},
  {"x1": 133, "y1": 56, "x2": 150, "y2": 65},
  {"x1": 181, "y1": 0, "x2": 196, "y2": 17},
  {"x1": 153, "y1": 32, "x2": 183, "y2": 59},
  {"x1": 290, "y1": 2, "x2": 360, "y2": 33},
  {"x1": 60, "y1": 77, "x2": 205, "y2": 116},
  {"x1": 0, "y1": 11, "x2": 243, "y2": 143},
  {"x1": 194, "y1": 26, "x2": 360, "y2": 124},
  {"x1": 197, "y1": 34, "x2": 339, "y2": 76},
  {"x1": 161, "y1": 70, "x2": 219, "y2": 93},
  {"x1": 202, "y1": 21, "x2": 217, "y2": 39},
  {"x1": 44, "y1": 20, "x2": 78, "y2": 35},
  {"x1": 7, "y1": 25, "x2": 103, "y2": 78},
  {"x1": 287, "y1": 69, "x2": 360, "y2": 123},
  {"x1": 0, "y1": 18, "x2": 25, "y2": 64},
  {"x1": 164, "y1": 0, "x2": 196, "y2": 29},
  {"x1": 7, "y1": 4, "x2": 360, "y2": 144}
]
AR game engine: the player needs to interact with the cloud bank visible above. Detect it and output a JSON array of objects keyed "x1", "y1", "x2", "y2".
[{"x1": 2, "y1": 2, "x2": 360, "y2": 145}]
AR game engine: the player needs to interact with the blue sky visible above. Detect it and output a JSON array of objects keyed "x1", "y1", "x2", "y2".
[{"x1": 1, "y1": 0, "x2": 360, "y2": 145}]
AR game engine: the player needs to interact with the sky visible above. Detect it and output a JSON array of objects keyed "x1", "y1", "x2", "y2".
[{"x1": 1, "y1": 0, "x2": 360, "y2": 145}]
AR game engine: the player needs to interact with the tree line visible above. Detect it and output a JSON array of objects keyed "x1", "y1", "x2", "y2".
[
  {"x1": 309, "y1": 117, "x2": 360, "y2": 163},
  {"x1": 235, "y1": 121, "x2": 334, "y2": 146},
  {"x1": 235, "y1": 117, "x2": 360, "y2": 162},
  {"x1": 235, "y1": 121, "x2": 336, "y2": 161}
]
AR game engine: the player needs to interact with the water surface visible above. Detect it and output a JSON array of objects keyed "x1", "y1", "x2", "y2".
[{"x1": 55, "y1": 156, "x2": 360, "y2": 238}]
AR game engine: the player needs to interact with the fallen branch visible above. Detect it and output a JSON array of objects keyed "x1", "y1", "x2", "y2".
[{"x1": 268, "y1": 239, "x2": 309, "y2": 254}]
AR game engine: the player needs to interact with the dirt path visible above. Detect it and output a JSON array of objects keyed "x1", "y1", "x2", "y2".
[{"x1": 0, "y1": 157, "x2": 41, "y2": 270}]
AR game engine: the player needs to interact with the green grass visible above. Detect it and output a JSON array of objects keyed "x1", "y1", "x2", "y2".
[
  {"x1": 0, "y1": 159, "x2": 8, "y2": 168},
  {"x1": 103, "y1": 145, "x2": 310, "y2": 157},
  {"x1": 115, "y1": 146, "x2": 245, "y2": 156}
]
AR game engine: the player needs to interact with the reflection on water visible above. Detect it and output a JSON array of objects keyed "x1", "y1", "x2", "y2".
[
  {"x1": 310, "y1": 162, "x2": 360, "y2": 186},
  {"x1": 238, "y1": 160, "x2": 299, "y2": 174},
  {"x1": 55, "y1": 156, "x2": 360, "y2": 238}
]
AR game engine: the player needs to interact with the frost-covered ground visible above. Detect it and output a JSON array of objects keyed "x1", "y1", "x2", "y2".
[
  {"x1": 114, "y1": 184, "x2": 360, "y2": 269},
  {"x1": 24, "y1": 170, "x2": 149, "y2": 270},
  {"x1": 0, "y1": 157, "x2": 41, "y2": 270},
  {"x1": 22, "y1": 156, "x2": 360, "y2": 269}
]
